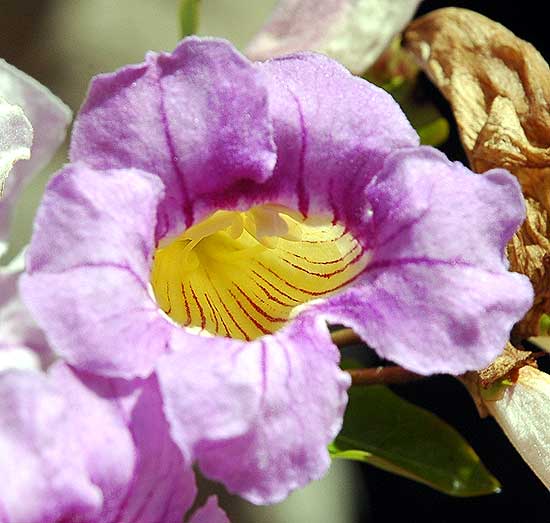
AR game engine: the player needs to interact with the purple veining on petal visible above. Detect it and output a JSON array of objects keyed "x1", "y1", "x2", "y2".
[
  {"x1": 159, "y1": 315, "x2": 350, "y2": 504},
  {"x1": 21, "y1": 164, "x2": 172, "y2": 378},
  {"x1": 364, "y1": 256, "x2": 499, "y2": 274},
  {"x1": 306, "y1": 148, "x2": 533, "y2": 375},
  {"x1": 289, "y1": 90, "x2": 309, "y2": 217},
  {"x1": 71, "y1": 38, "x2": 277, "y2": 238},
  {"x1": 154, "y1": 62, "x2": 194, "y2": 229}
]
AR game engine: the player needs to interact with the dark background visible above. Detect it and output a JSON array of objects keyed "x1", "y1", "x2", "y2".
[{"x1": 359, "y1": 2, "x2": 550, "y2": 522}]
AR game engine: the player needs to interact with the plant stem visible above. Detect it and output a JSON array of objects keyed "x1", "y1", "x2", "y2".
[
  {"x1": 331, "y1": 328, "x2": 425, "y2": 385},
  {"x1": 331, "y1": 328, "x2": 361, "y2": 347},
  {"x1": 347, "y1": 366, "x2": 424, "y2": 386}
]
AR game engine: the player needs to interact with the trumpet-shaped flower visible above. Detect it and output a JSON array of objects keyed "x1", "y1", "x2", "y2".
[
  {"x1": 484, "y1": 366, "x2": 550, "y2": 489},
  {"x1": 21, "y1": 38, "x2": 533, "y2": 503}
]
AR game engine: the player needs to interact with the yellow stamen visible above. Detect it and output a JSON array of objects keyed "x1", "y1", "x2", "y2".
[{"x1": 151, "y1": 204, "x2": 370, "y2": 340}]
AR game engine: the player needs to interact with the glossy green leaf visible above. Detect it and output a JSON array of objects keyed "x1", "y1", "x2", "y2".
[
  {"x1": 330, "y1": 385, "x2": 500, "y2": 497},
  {"x1": 179, "y1": 0, "x2": 200, "y2": 38}
]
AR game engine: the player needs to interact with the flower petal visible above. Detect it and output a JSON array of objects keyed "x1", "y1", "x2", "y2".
[
  {"x1": 404, "y1": 8, "x2": 550, "y2": 338},
  {"x1": 122, "y1": 379, "x2": 196, "y2": 523},
  {"x1": 25, "y1": 163, "x2": 162, "y2": 275},
  {"x1": 0, "y1": 251, "x2": 50, "y2": 367},
  {"x1": 158, "y1": 315, "x2": 350, "y2": 504},
  {"x1": 188, "y1": 496, "x2": 229, "y2": 523},
  {"x1": 310, "y1": 148, "x2": 533, "y2": 375},
  {"x1": 256, "y1": 53, "x2": 418, "y2": 232},
  {"x1": 0, "y1": 363, "x2": 197, "y2": 523},
  {"x1": 47, "y1": 364, "x2": 136, "y2": 521},
  {"x1": 0, "y1": 347, "x2": 41, "y2": 372},
  {"x1": 0, "y1": 97, "x2": 31, "y2": 254},
  {"x1": 70, "y1": 37, "x2": 276, "y2": 233},
  {"x1": 0, "y1": 96, "x2": 31, "y2": 189},
  {"x1": 367, "y1": 148, "x2": 525, "y2": 271},
  {"x1": 21, "y1": 164, "x2": 173, "y2": 378},
  {"x1": 70, "y1": 39, "x2": 418, "y2": 234},
  {"x1": 0, "y1": 369, "x2": 102, "y2": 523},
  {"x1": 247, "y1": 0, "x2": 422, "y2": 74},
  {"x1": 484, "y1": 366, "x2": 550, "y2": 489},
  {"x1": 57, "y1": 369, "x2": 197, "y2": 523},
  {"x1": 0, "y1": 59, "x2": 71, "y2": 257}
]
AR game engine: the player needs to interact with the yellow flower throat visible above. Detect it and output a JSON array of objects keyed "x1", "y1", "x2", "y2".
[{"x1": 151, "y1": 205, "x2": 369, "y2": 340}]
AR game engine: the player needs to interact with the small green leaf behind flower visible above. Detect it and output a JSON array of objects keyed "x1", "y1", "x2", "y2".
[
  {"x1": 539, "y1": 314, "x2": 550, "y2": 336},
  {"x1": 179, "y1": 0, "x2": 201, "y2": 38},
  {"x1": 529, "y1": 315, "x2": 550, "y2": 352},
  {"x1": 330, "y1": 385, "x2": 501, "y2": 497},
  {"x1": 417, "y1": 117, "x2": 450, "y2": 147}
]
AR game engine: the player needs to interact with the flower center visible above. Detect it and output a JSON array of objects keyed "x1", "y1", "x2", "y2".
[{"x1": 151, "y1": 205, "x2": 370, "y2": 340}]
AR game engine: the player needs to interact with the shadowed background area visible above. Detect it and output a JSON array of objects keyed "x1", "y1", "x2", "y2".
[{"x1": 1, "y1": 1, "x2": 549, "y2": 521}]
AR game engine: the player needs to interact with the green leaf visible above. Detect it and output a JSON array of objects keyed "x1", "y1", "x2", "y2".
[
  {"x1": 417, "y1": 117, "x2": 450, "y2": 147},
  {"x1": 330, "y1": 385, "x2": 500, "y2": 497},
  {"x1": 179, "y1": 0, "x2": 201, "y2": 38},
  {"x1": 540, "y1": 314, "x2": 550, "y2": 336}
]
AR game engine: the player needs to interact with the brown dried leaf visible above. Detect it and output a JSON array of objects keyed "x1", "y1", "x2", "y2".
[
  {"x1": 404, "y1": 8, "x2": 550, "y2": 202},
  {"x1": 459, "y1": 342, "x2": 537, "y2": 418},
  {"x1": 477, "y1": 342, "x2": 535, "y2": 388},
  {"x1": 508, "y1": 198, "x2": 550, "y2": 337},
  {"x1": 404, "y1": 8, "x2": 550, "y2": 336}
]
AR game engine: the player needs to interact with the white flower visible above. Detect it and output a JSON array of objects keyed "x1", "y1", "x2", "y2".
[
  {"x1": 246, "y1": 0, "x2": 422, "y2": 74},
  {"x1": 484, "y1": 366, "x2": 550, "y2": 488}
]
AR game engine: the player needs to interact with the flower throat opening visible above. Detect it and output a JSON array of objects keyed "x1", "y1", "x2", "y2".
[{"x1": 151, "y1": 205, "x2": 369, "y2": 340}]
